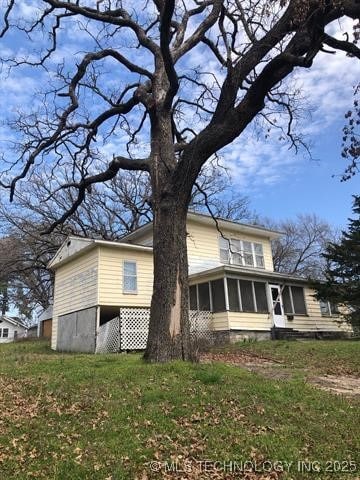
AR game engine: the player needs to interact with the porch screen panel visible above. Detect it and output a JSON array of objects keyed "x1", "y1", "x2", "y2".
[
  {"x1": 282, "y1": 286, "x2": 293, "y2": 314},
  {"x1": 292, "y1": 287, "x2": 307, "y2": 314},
  {"x1": 239, "y1": 280, "x2": 255, "y2": 312},
  {"x1": 254, "y1": 282, "x2": 268, "y2": 313},
  {"x1": 211, "y1": 279, "x2": 226, "y2": 312},
  {"x1": 227, "y1": 278, "x2": 240, "y2": 311},
  {"x1": 198, "y1": 282, "x2": 211, "y2": 311},
  {"x1": 189, "y1": 285, "x2": 198, "y2": 310}
]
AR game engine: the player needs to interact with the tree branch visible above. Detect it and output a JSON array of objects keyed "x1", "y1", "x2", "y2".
[{"x1": 322, "y1": 33, "x2": 360, "y2": 59}]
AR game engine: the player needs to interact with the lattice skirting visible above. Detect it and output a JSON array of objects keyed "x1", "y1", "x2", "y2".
[{"x1": 95, "y1": 308, "x2": 213, "y2": 354}]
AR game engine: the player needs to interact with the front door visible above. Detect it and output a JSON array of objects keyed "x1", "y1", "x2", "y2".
[{"x1": 269, "y1": 284, "x2": 286, "y2": 328}]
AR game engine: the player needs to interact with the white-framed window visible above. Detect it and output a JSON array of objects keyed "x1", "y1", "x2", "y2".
[
  {"x1": 282, "y1": 286, "x2": 307, "y2": 315},
  {"x1": 320, "y1": 300, "x2": 339, "y2": 317},
  {"x1": 219, "y1": 237, "x2": 265, "y2": 268},
  {"x1": 123, "y1": 260, "x2": 137, "y2": 293},
  {"x1": 219, "y1": 237, "x2": 230, "y2": 263},
  {"x1": 2, "y1": 328, "x2": 9, "y2": 338}
]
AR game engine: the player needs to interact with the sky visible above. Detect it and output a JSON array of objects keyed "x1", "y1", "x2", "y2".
[
  {"x1": 0, "y1": 2, "x2": 359, "y2": 231},
  {"x1": 248, "y1": 118, "x2": 360, "y2": 229}
]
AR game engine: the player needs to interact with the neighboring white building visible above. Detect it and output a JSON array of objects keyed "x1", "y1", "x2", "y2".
[{"x1": 0, "y1": 316, "x2": 28, "y2": 343}]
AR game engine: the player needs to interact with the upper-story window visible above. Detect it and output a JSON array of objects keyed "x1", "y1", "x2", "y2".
[
  {"x1": 219, "y1": 237, "x2": 265, "y2": 268},
  {"x1": 123, "y1": 260, "x2": 137, "y2": 293}
]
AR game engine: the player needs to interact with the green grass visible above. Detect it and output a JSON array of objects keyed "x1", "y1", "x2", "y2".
[
  {"x1": 214, "y1": 339, "x2": 360, "y2": 375},
  {"x1": 0, "y1": 340, "x2": 359, "y2": 479}
]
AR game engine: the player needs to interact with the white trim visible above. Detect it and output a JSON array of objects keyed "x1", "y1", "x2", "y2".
[
  {"x1": 123, "y1": 260, "x2": 138, "y2": 294},
  {"x1": 269, "y1": 283, "x2": 286, "y2": 328},
  {"x1": 237, "y1": 279, "x2": 242, "y2": 311},
  {"x1": 223, "y1": 277, "x2": 229, "y2": 311},
  {"x1": 208, "y1": 282, "x2": 213, "y2": 312},
  {"x1": 251, "y1": 281, "x2": 258, "y2": 312},
  {"x1": 219, "y1": 236, "x2": 265, "y2": 270}
]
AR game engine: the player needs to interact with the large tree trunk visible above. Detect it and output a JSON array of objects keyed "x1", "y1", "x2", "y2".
[{"x1": 143, "y1": 198, "x2": 193, "y2": 362}]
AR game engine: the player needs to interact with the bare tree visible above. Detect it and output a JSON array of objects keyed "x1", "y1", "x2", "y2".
[
  {"x1": 0, "y1": 160, "x2": 252, "y2": 315},
  {"x1": 268, "y1": 214, "x2": 337, "y2": 278},
  {"x1": 1, "y1": 0, "x2": 359, "y2": 361}
]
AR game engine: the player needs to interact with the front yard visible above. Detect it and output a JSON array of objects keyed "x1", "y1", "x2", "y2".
[{"x1": 0, "y1": 340, "x2": 359, "y2": 479}]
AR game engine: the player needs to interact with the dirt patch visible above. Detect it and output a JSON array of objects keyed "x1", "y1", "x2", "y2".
[
  {"x1": 200, "y1": 352, "x2": 294, "y2": 380},
  {"x1": 309, "y1": 375, "x2": 360, "y2": 397},
  {"x1": 201, "y1": 352, "x2": 279, "y2": 367},
  {"x1": 200, "y1": 352, "x2": 360, "y2": 395}
]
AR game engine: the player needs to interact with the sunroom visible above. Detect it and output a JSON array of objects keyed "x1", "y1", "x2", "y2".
[{"x1": 189, "y1": 265, "x2": 310, "y2": 340}]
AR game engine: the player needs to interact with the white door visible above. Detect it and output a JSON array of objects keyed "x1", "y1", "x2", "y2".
[{"x1": 269, "y1": 284, "x2": 286, "y2": 328}]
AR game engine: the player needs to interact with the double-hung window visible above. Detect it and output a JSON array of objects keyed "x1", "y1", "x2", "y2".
[
  {"x1": 254, "y1": 243, "x2": 265, "y2": 268},
  {"x1": 230, "y1": 239, "x2": 242, "y2": 265},
  {"x1": 242, "y1": 241, "x2": 254, "y2": 267},
  {"x1": 123, "y1": 260, "x2": 137, "y2": 293},
  {"x1": 2, "y1": 328, "x2": 9, "y2": 338},
  {"x1": 219, "y1": 237, "x2": 265, "y2": 268},
  {"x1": 219, "y1": 237, "x2": 230, "y2": 263}
]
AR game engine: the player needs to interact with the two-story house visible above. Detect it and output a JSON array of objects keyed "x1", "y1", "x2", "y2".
[{"x1": 48, "y1": 212, "x2": 349, "y2": 352}]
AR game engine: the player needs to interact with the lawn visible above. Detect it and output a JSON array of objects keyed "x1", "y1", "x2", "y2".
[{"x1": 0, "y1": 340, "x2": 359, "y2": 479}]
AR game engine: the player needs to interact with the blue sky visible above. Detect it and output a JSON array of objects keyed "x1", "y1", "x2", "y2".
[
  {"x1": 249, "y1": 118, "x2": 360, "y2": 228},
  {"x1": 0, "y1": 4, "x2": 359, "y2": 232}
]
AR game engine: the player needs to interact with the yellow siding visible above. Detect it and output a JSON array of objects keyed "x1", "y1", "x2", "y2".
[
  {"x1": 98, "y1": 246, "x2": 153, "y2": 306},
  {"x1": 228, "y1": 312, "x2": 272, "y2": 331},
  {"x1": 212, "y1": 312, "x2": 230, "y2": 331},
  {"x1": 51, "y1": 248, "x2": 99, "y2": 349},
  {"x1": 289, "y1": 288, "x2": 352, "y2": 332},
  {"x1": 186, "y1": 219, "x2": 274, "y2": 271}
]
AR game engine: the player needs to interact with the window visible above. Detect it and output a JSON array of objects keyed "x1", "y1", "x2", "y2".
[
  {"x1": 219, "y1": 237, "x2": 265, "y2": 269},
  {"x1": 254, "y1": 243, "x2": 265, "y2": 268},
  {"x1": 0, "y1": 328, "x2": 2, "y2": 337},
  {"x1": 189, "y1": 285, "x2": 198, "y2": 310},
  {"x1": 189, "y1": 283, "x2": 211, "y2": 311},
  {"x1": 2, "y1": 328, "x2": 8, "y2": 338},
  {"x1": 282, "y1": 286, "x2": 293, "y2": 314},
  {"x1": 198, "y1": 283, "x2": 211, "y2": 311},
  {"x1": 291, "y1": 287, "x2": 307, "y2": 315},
  {"x1": 230, "y1": 239, "x2": 242, "y2": 265},
  {"x1": 254, "y1": 282, "x2": 268, "y2": 313},
  {"x1": 239, "y1": 280, "x2": 255, "y2": 311},
  {"x1": 243, "y1": 241, "x2": 254, "y2": 267},
  {"x1": 282, "y1": 285, "x2": 307, "y2": 315},
  {"x1": 211, "y1": 279, "x2": 226, "y2": 313},
  {"x1": 227, "y1": 278, "x2": 268, "y2": 313},
  {"x1": 228, "y1": 278, "x2": 241, "y2": 311},
  {"x1": 219, "y1": 237, "x2": 230, "y2": 263},
  {"x1": 123, "y1": 260, "x2": 137, "y2": 293},
  {"x1": 320, "y1": 300, "x2": 339, "y2": 316}
]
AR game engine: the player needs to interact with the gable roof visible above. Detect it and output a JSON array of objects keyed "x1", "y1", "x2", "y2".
[
  {"x1": 49, "y1": 212, "x2": 282, "y2": 270},
  {"x1": 48, "y1": 236, "x2": 153, "y2": 270},
  {"x1": 122, "y1": 211, "x2": 283, "y2": 244},
  {"x1": 0, "y1": 316, "x2": 28, "y2": 329}
]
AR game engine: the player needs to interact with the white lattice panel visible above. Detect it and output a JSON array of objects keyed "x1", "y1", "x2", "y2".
[
  {"x1": 95, "y1": 316, "x2": 120, "y2": 354},
  {"x1": 190, "y1": 310, "x2": 214, "y2": 343},
  {"x1": 95, "y1": 309, "x2": 214, "y2": 353},
  {"x1": 120, "y1": 308, "x2": 150, "y2": 350}
]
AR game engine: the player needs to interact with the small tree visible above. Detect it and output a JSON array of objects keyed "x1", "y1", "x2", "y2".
[{"x1": 313, "y1": 196, "x2": 360, "y2": 329}]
